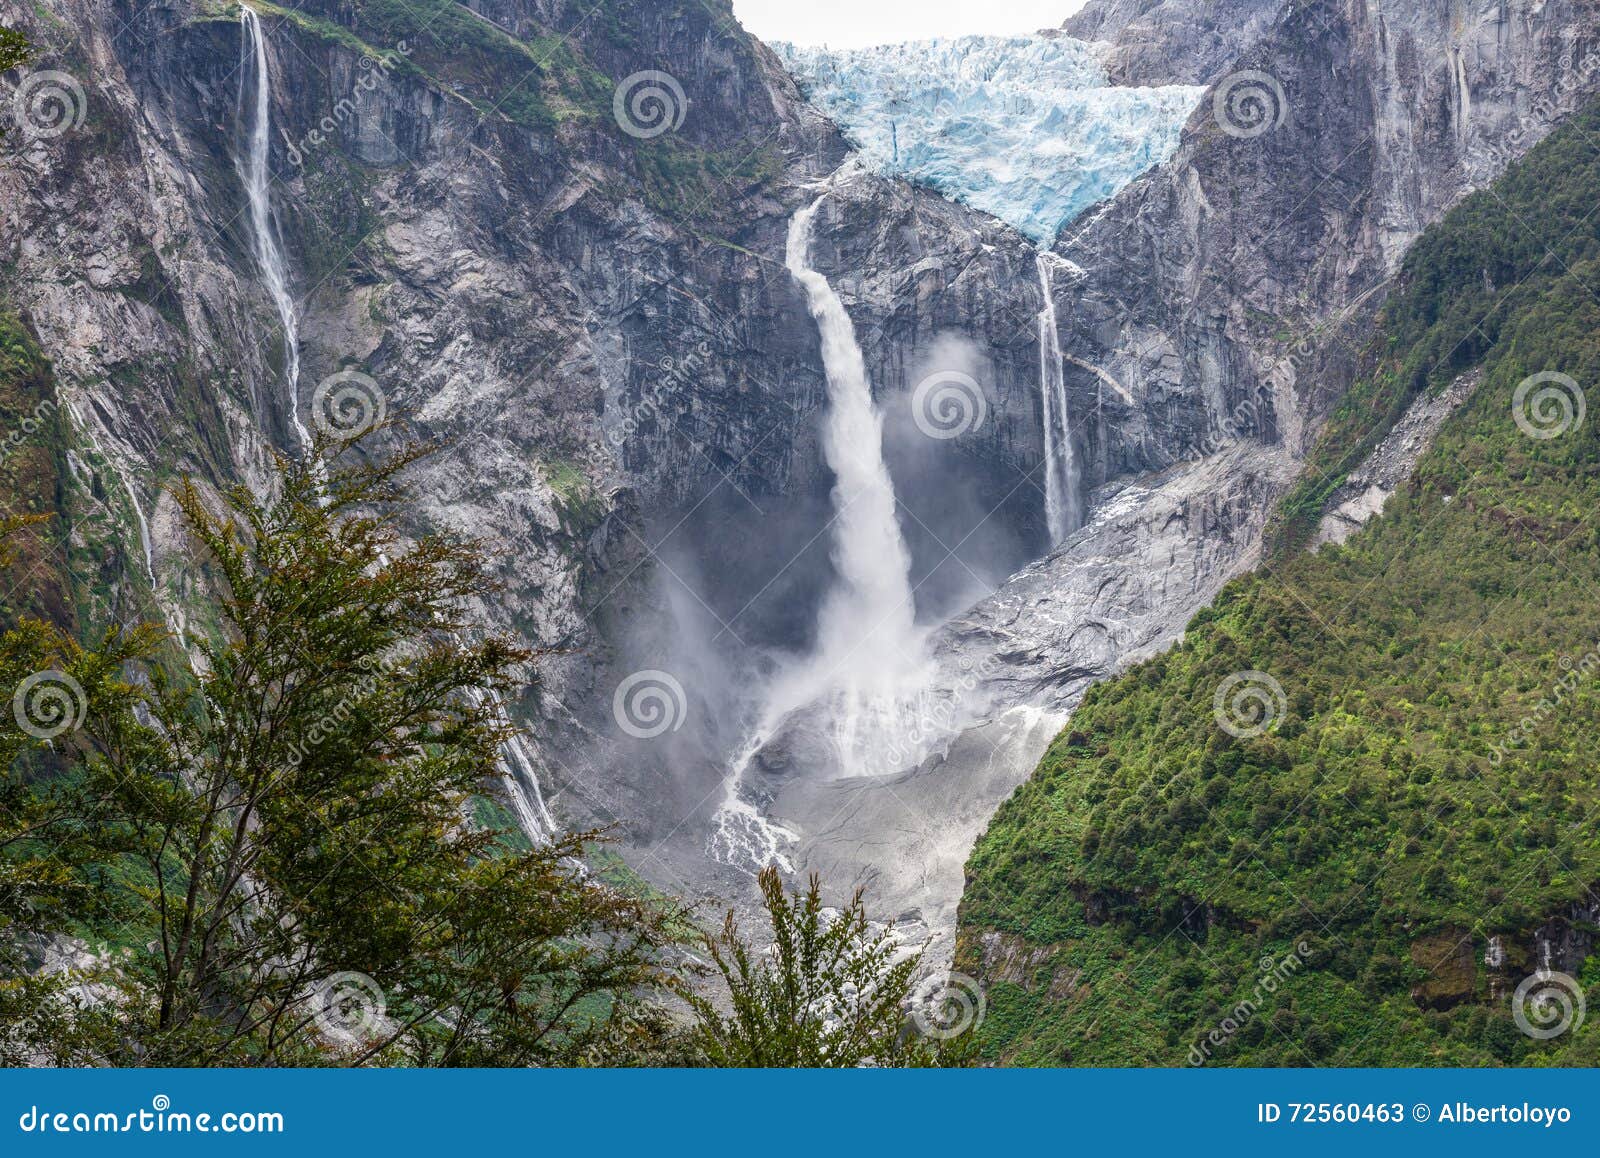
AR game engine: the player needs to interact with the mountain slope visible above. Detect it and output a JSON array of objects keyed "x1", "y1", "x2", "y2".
[{"x1": 956, "y1": 99, "x2": 1600, "y2": 1066}]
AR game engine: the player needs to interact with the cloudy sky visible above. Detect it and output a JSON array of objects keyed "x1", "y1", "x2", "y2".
[{"x1": 731, "y1": 0, "x2": 1085, "y2": 49}]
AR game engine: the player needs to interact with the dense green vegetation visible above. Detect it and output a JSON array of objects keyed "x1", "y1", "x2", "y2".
[
  {"x1": 689, "y1": 867, "x2": 968, "y2": 1067},
  {"x1": 959, "y1": 100, "x2": 1600, "y2": 1066},
  {"x1": 0, "y1": 432, "x2": 955, "y2": 1065},
  {"x1": 0, "y1": 23, "x2": 29, "y2": 82},
  {"x1": 1269, "y1": 101, "x2": 1600, "y2": 557},
  {"x1": 1, "y1": 438, "x2": 686, "y2": 1065}
]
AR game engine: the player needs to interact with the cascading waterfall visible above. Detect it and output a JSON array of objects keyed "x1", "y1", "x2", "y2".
[
  {"x1": 788, "y1": 194, "x2": 923, "y2": 714},
  {"x1": 234, "y1": 7, "x2": 552, "y2": 842},
  {"x1": 707, "y1": 729, "x2": 800, "y2": 872},
  {"x1": 71, "y1": 426, "x2": 157, "y2": 592},
  {"x1": 708, "y1": 192, "x2": 929, "y2": 869},
  {"x1": 492, "y1": 705, "x2": 558, "y2": 841},
  {"x1": 238, "y1": 7, "x2": 311, "y2": 452},
  {"x1": 1037, "y1": 253, "x2": 1080, "y2": 545}
]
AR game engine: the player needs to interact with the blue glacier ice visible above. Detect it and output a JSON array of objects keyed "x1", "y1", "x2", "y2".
[{"x1": 775, "y1": 35, "x2": 1205, "y2": 245}]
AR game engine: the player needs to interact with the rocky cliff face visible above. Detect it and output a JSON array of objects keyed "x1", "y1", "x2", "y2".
[
  {"x1": 5, "y1": 0, "x2": 1600, "y2": 945},
  {"x1": 1062, "y1": 0, "x2": 1283, "y2": 84},
  {"x1": 769, "y1": 0, "x2": 1600, "y2": 957},
  {"x1": 0, "y1": 0, "x2": 1047, "y2": 901}
]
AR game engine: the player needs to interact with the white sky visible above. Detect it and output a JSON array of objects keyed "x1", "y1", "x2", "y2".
[{"x1": 732, "y1": 0, "x2": 1088, "y2": 49}]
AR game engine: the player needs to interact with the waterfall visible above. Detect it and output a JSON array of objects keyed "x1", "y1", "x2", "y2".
[
  {"x1": 789, "y1": 196, "x2": 920, "y2": 684},
  {"x1": 708, "y1": 192, "x2": 928, "y2": 869},
  {"x1": 1037, "y1": 253, "x2": 1080, "y2": 544},
  {"x1": 488, "y1": 698, "x2": 557, "y2": 843},
  {"x1": 234, "y1": 7, "x2": 552, "y2": 844},
  {"x1": 238, "y1": 7, "x2": 311, "y2": 452}
]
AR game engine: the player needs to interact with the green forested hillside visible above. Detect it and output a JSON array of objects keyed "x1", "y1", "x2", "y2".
[{"x1": 956, "y1": 101, "x2": 1600, "y2": 1067}]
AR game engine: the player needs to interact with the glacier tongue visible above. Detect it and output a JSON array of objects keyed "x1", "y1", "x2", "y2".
[{"x1": 775, "y1": 35, "x2": 1205, "y2": 244}]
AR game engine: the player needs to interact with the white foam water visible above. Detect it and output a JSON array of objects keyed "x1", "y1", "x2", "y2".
[
  {"x1": 239, "y1": 7, "x2": 311, "y2": 451},
  {"x1": 1037, "y1": 253, "x2": 1081, "y2": 545},
  {"x1": 708, "y1": 191, "x2": 933, "y2": 870}
]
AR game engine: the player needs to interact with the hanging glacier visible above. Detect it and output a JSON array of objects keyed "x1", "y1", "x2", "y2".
[{"x1": 774, "y1": 34, "x2": 1205, "y2": 244}]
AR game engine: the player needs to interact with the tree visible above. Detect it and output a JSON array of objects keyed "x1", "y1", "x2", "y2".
[
  {"x1": 0, "y1": 513, "x2": 157, "y2": 1065},
  {"x1": 39, "y1": 435, "x2": 683, "y2": 1065},
  {"x1": 688, "y1": 866, "x2": 957, "y2": 1067},
  {"x1": 0, "y1": 26, "x2": 28, "y2": 77}
]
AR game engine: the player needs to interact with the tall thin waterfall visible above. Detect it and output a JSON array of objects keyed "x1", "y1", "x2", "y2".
[
  {"x1": 1037, "y1": 253, "x2": 1080, "y2": 544},
  {"x1": 238, "y1": 7, "x2": 310, "y2": 451},
  {"x1": 234, "y1": 7, "x2": 552, "y2": 843},
  {"x1": 492, "y1": 703, "x2": 557, "y2": 841},
  {"x1": 708, "y1": 193, "x2": 927, "y2": 869}
]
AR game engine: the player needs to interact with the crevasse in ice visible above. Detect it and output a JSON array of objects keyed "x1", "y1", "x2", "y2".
[{"x1": 775, "y1": 35, "x2": 1206, "y2": 245}]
